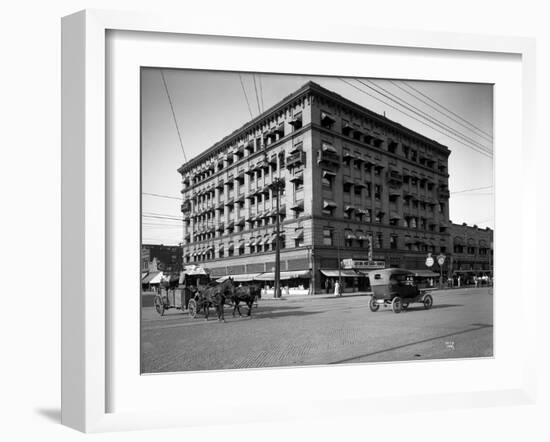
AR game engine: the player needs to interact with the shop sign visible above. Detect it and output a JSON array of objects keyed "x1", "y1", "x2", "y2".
[{"x1": 342, "y1": 259, "x2": 385, "y2": 269}]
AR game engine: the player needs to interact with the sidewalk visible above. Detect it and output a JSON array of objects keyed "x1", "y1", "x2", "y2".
[
  {"x1": 262, "y1": 291, "x2": 372, "y2": 302},
  {"x1": 260, "y1": 285, "x2": 491, "y2": 302}
]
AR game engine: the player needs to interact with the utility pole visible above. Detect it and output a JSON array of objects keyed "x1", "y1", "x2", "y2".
[
  {"x1": 270, "y1": 177, "x2": 284, "y2": 298},
  {"x1": 337, "y1": 230, "x2": 342, "y2": 296}
]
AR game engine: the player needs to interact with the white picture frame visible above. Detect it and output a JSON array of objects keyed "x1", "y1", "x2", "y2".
[{"x1": 61, "y1": 9, "x2": 537, "y2": 433}]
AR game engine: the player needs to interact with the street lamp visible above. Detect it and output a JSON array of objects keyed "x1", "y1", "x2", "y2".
[{"x1": 270, "y1": 176, "x2": 285, "y2": 298}]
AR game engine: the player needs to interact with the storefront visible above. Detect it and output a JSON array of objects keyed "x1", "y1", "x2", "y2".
[{"x1": 319, "y1": 269, "x2": 367, "y2": 293}]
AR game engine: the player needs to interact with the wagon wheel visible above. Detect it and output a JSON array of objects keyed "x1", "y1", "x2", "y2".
[
  {"x1": 423, "y1": 294, "x2": 433, "y2": 310},
  {"x1": 401, "y1": 302, "x2": 409, "y2": 311},
  {"x1": 154, "y1": 296, "x2": 165, "y2": 316},
  {"x1": 369, "y1": 296, "x2": 380, "y2": 312},
  {"x1": 391, "y1": 296, "x2": 402, "y2": 314},
  {"x1": 188, "y1": 298, "x2": 198, "y2": 318}
]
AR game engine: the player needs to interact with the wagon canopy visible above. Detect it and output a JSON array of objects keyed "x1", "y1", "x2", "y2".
[{"x1": 179, "y1": 265, "x2": 209, "y2": 284}]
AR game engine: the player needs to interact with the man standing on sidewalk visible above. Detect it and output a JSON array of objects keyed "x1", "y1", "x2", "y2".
[{"x1": 334, "y1": 280, "x2": 341, "y2": 297}]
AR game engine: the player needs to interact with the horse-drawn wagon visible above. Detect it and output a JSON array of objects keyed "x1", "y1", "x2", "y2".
[{"x1": 153, "y1": 265, "x2": 210, "y2": 316}]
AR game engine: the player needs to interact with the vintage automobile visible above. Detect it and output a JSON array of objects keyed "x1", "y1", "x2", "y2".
[
  {"x1": 368, "y1": 268, "x2": 434, "y2": 314},
  {"x1": 153, "y1": 265, "x2": 210, "y2": 316}
]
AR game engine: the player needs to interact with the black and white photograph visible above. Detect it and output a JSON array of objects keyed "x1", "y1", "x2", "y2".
[{"x1": 140, "y1": 69, "x2": 494, "y2": 374}]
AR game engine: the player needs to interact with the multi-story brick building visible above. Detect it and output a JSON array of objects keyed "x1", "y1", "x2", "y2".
[
  {"x1": 141, "y1": 244, "x2": 183, "y2": 273},
  {"x1": 178, "y1": 81, "x2": 451, "y2": 293},
  {"x1": 448, "y1": 222, "x2": 493, "y2": 279}
]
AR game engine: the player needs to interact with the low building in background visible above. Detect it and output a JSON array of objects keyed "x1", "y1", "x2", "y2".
[
  {"x1": 178, "y1": 81, "x2": 453, "y2": 294},
  {"x1": 142, "y1": 244, "x2": 183, "y2": 274},
  {"x1": 448, "y1": 222, "x2": 493, "y2": 284}
]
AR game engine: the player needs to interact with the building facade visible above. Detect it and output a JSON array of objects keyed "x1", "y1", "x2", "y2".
[
  {"x1": 178, "y1": 81, "x2": 451, "y2": 293},
  {"x1": 141, "y1": 244, "x2": 183, "y2": 274},
  {"x1": 448, "y1": 222, "x2": 493, "y2": 277}
]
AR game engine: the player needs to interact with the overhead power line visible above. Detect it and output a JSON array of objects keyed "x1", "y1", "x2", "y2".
[
  {"x1": 160, "y1": 69, "x2": 188, "y2": 162},
  {"x1": 389, "y1": 80, "x2": 493, "y2": 143},
  {"x1": 252, "y1": 74, "x2": 261, "y2": 115},
  {"x1": 238, "y1": 73, "x2": 254, "y2": 119},
  {"x1": 258, "y1": 74, "x2": 265, "y2": 112},
  {"x1": 143, "y1": 214, "x2": 182, "y2": 222},
  {"x1": 360, "y1": 79, "x2": 492, "y2": 155},
  {"x1": 142, "y1": 192, "x2": 181, "y2": 200},
  {"x1": 398, "y1": 81, "x2": 494, "y2": 140},
  {"x1": 339, "y1": 78, "x2": 493, "y2": 159},
  {"x1": 451, "y1": 185, "x2": 493, "y2": 194}
]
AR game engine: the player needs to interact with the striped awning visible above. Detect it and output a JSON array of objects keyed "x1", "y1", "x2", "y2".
[
  {"x1": 320, "y1": 269, "x2": 360, "y2": 278},
  {"x1": 255, "y1": 270, "x2": 310, "y2": 281}
]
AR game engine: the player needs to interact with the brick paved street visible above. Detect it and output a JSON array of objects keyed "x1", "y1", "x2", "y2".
[{"x1": 141, "y1": 287, "x2": 493, "y2": 373}]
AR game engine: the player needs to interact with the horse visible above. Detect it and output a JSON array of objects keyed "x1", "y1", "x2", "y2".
[
  {"x1": 230, "y1": 283, "x2": 261, "y2": 317},
  {"x1": 198, "y1": 278, "x2": 235, "y2": 322}
]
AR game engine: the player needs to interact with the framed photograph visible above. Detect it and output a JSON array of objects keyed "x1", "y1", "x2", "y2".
[{"x1": 62, "y1": 9, "x2": 537, "y2": 433}]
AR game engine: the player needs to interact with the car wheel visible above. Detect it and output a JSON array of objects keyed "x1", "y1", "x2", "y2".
[
  {"x1": 154, "y1": 296, "x2": 164, "y2": 316},
  {"x1": 423, "y1": 294, "x2": 433, "y2": 310},
  {"x1": 369, "y1": 296, "x2": 380, "y2": 312},
  {"x1": 391, "y1": 296, "x2": 402, "y2": 313}
]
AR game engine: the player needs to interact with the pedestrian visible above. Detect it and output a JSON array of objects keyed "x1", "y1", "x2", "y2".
[
  {"x1": 325, "y1": 278, "x2": 330, "y2": 294},
  {"x1": 334, "y1": 280, "x2": 341, "y2": 297}
]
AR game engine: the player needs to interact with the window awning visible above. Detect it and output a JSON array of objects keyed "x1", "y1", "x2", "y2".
[
  {"x1": 343, "y1": 151, "x2": 356, "y2": 159},
  {"x1": 292, "y1": 228, "x2": 304, "y2": 240},
  {"x1": 323, "y1": 200, "x2": 337, "y2": 209},
  {"x1": 289, "y1": 171, "x2": 304, "y2": 182},
  {"x1": 343, "y1": 177, "x2": 354, "y2": 185},
  {"x1": 291, "y1": 200, "x2": 304, "y2": 211},
  {"x1": 321, "y1": 111, "x2": 335, "y2": 123},
  {"x1": 256, "y1": 237, "x2": 264, "y2": 246},
  {"x1": 255, "y1": 270, "x2": 311, "y2": 281},
  {"x1": 320, "y1": 269, "x2": 360, "y2": 278},
  {"x1": 356, "y1": 208, "x2": 370, "y2": 215},
  {"x1": 390, "y1": 212, "x2": 401, "y2": 220},
  {"x1": 321, "y1": 143, "x2": 337, "y2": 153},
  {"x1": 227, "y1": 242, "x2": 234, "y2": 251},
  {"x1": 344, "y1": 205, "x2": 356, "y2": 212},
  {"x1": 345, "y1": 231, "x2": 357, "y2": 240},
  {"x1": 356, "y1": 231, "x2": 368, "y2": 240},
  {"x1": 322, "y1": 170, "x2": 337, "y2": 178}
]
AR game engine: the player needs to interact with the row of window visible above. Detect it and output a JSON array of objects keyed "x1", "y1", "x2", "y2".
[
  {"x1": 453, "y1": 245, "x2": 493, "y2": 255},
  {"x1": 320, "y1": 110, "x2": 446, "y2": 172},
  {"x1": 183, "y1": 112, "x2": 304, "y2": 188}
]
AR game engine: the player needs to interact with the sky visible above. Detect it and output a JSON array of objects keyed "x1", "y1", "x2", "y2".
[{"x1": 141, "y1": 69, "x2": 494, "y2": 245}]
